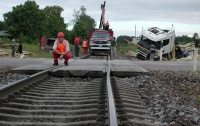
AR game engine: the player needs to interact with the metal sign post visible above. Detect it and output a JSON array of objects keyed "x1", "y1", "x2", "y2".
[{"x1": 193, "y1": 36, "x2": 199, "y2": 71}]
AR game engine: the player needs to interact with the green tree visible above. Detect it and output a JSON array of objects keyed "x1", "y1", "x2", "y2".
[
  {"x1": 71, "y1": 6, "x2": 96, "y2": 40},
  {"x1": 72, "y1": 21, "x2": 87, "y2": 43},
  {"x1": 175, "y1": 34, "x2": 196, "y2": 44},
  {"x1": 193, "y1": 33, "x2": 199, "y2": 40},
  {"x1": 116, "y1": 35, "x2": 133, "y2": 45},
  {"x1": 3, "y1": 0, "x2": 43, "y2": 41},
  {"x1": 41, "y1": 5, "x2": 67, "y2": 38},
  {"x1": 0, "y1": 21, "x2": 5, "y2": 31}
]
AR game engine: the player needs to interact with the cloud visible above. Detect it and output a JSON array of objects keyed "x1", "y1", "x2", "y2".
[
  {"x1": 1, "y1": 0, "x2": 200, "y2": 23},
  {"x1": 0, "y1": 0, "x2": 200, "y2": 36}
]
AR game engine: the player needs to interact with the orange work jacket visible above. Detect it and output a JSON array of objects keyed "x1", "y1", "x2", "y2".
[
  {"x1": 56, "y1": 40, "x2": 68, "y2": 53},
  {"x1": 82, "y1": 40, "x2": 87, "y2": 47}
]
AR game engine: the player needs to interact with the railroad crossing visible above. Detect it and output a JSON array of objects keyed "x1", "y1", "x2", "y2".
[{"x1": 0, "y1": 55, "x2": 158, "y2": 126}]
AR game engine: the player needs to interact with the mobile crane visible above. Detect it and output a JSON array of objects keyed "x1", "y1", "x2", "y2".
[{"x1": 88, "y1": 1, "x2": 113, "y2": 56}]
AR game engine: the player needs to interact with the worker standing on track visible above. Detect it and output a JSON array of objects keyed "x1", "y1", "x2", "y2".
[
  {"x1": 52, "y1": 32, "x2": 70, "y2": 66},
  {"x1": 82, "y1": 39, "x2": 88, "y2": 53},
  {"x1": 105, "y1": 21, "x2": 109, "y2": 31},
  {"x1": 74, "y1": 36, "x2": 80, "y2": 57}
]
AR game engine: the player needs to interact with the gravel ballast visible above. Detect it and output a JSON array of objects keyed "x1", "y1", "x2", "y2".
[{"x1": 118, "y1": 70, "x2": 200, "y2": 125}]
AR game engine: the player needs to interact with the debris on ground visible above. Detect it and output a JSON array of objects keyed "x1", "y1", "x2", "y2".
[
  {"x1": 178, "y1": 42, "x2": 200, "y2": 61},
  {"x1": 125, "y1": 51, "x2": 137, "y2": 57}
]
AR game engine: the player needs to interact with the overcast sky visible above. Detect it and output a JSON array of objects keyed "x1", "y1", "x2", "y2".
[{"x1": 0, "y1": 0, "x2": 200, "y2": 37}]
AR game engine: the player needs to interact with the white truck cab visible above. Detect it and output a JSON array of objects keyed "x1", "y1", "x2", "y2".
[{"x1": 137, "y1": 27, "x2": 175, "y2": 60}]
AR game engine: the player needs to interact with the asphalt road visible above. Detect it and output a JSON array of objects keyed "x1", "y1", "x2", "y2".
[
  {"x1": 131, "y1": 60, "x2": 200, "y2": 71},
  {"x1": 0, "y1": 58, "x2": 199, "y2": 71}
]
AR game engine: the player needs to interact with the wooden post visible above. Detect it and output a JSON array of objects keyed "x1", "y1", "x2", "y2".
[
  {"x1": 193, "y1": 36, "x2": 199, "y2": 71},
  {"x1": 172, "y1": 44, "x2": 175, "y2": 59}
]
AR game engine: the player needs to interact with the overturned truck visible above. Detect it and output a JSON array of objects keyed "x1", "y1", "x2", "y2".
[{"x1": 137, "y1": 27, "x2": 175, "y2": 60}]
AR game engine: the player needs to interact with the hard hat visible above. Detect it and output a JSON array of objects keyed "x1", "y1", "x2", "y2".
[{"x1": 57, "y1": 32, "x2": 64, "y2": 37}]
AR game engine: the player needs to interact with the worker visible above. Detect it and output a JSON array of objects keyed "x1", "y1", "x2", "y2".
[
  {"x1": 40, "y1": 36, "x2": 46, "y2": 50},
  {"x1": 149, "y1": 44, "x2": 157, "y2": 61},
  {"x1": 0, "y1": 37, "x2": 4, "y2": 45},
  {"x1": 182, "y1": 47, "x2": 189, "y2": 57},
  {"x1": 175, "y1": 43, "x2": 182, "y2": 59},
  {"x1": 74, "y1": 36, "x2": 80, "y2": 57},
  {"x1": 105, "y1": 21, "x2": 109, "y2": 31},
  {"x1": 16, "y1": 38, "x2": 23, "y2": 55},
  {"x1": 52, "y1": 32, "x2": 70, "y2": 66},
  {"x1": 11, "y1": 39, "x2": 16, "y2": 57},
  {"x1": 82, "y1": 39, "x2": 88, "y2": 53}
]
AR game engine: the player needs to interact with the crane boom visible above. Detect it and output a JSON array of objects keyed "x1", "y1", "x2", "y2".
[{"x1": 99, "y1": 1, "x2": 106, "y2": 29}]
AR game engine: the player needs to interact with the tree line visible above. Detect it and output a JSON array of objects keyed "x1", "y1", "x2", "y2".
[
  {"x1": 0, "y1": 0, "x2": 95, "y2": 44},
  {"x1": 175, "y1": 33, "x2": 198, "y2": 44}
]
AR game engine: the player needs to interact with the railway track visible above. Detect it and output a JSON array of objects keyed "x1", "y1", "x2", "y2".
[{"x1": 0, "y1": 54, "x2": 156, "y2": 126}]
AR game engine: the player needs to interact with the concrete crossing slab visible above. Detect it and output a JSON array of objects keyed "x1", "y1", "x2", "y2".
[{"x1": 11, "y1": 59, "x2": 148, "y2": 77}]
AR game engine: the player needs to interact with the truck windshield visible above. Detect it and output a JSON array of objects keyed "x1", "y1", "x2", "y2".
[
  {"x1": 92, "y1": 33, "x2": 110, "y2": 38},
  {"x1": 138, "y1": 38, "x2": 161, "y2": 50}
]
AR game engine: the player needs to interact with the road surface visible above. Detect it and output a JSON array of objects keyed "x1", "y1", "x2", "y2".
[{"x1": 0, "y1": 58, "x2": 199, "y2": 71}]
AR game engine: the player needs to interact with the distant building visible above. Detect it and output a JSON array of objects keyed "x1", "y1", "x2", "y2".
[
  {"x1": 132, "y1": 37, "x2": 140, "y2": 44},
  {"x1": 0, "y1": 31, "x2": 11, "y2": 37}
]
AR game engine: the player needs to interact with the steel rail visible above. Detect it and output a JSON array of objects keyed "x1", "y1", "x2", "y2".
[
  {"x1": 0, "y1": 53, "x2": 91, "y2": 100},
  {"x1": 0, "y1": 65, "x2": 58, "y2": 100},
  {"x1": 106, "y1": 55, "x2": 118, "y2": 126}
]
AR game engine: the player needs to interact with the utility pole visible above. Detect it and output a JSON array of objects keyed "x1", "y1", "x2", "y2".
[
  {"x1": 193, "y1": 36, "x2": 199, "y2": 71},
  {"x1": 135, "y1": 25, "x2": 136, "y2": 38}
]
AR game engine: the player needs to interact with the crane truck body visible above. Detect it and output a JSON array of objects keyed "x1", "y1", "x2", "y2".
[{"x1": 89, "y1": 1, "x2": 113, "y2": 55}]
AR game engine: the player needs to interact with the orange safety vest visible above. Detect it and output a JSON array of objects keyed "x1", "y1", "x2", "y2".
[
  {"x1": 82, "y1": 40, "x2": 87, "y2": 47},
  {"x1": 106, "y1": 22, "x2": 109, "y2": 26},
  {"x1": 56, "y1": 40, "x2": 68, "y2": 53}
]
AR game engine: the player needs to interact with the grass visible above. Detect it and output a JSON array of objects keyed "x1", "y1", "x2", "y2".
[
  {"x1": 0, "y1": 38, "x2": 78, "y2": 58},
  {"x1": 117, "y1": 44, "x2": 137, "y2": 53},
  {"x1": 1, "y1": 38, "x2": 135, "y2": 58}
]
